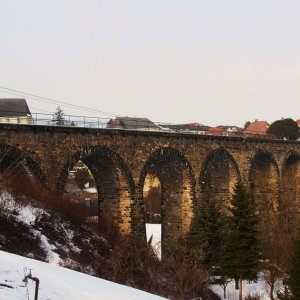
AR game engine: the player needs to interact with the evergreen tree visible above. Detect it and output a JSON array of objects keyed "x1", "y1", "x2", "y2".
[
  {"x1": 289, "y1": 240, "x2": 300, "y2": 299},
  {"x1": 189, "y1": 181, "x2": 225, "y2": 269},
  {"x1": 53, "y1": 106, "x2": 65, "y2": 125},
  {"x1": 220, "y1": 181, "x2": 260, "y2": 300}
]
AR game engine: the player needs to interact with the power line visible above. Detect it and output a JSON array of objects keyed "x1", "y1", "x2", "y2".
[
  {"x1": 31, "y1": 107, "x2": 53, "y2": 113},
  {"x1": 0, "y1": 86, "x2": 120, "y2": 117}
]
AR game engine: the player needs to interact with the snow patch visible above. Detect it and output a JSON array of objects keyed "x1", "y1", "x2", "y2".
[
  {"x1": 0, "y1": 189, "x2": 43, "y2": 225},
  {"x1": 146, "y1": 223, "x2": 161, "y2": 260},
  {"x1": 84, "y1": 187, "x2": 97, "y2": 194},
  {"x1": 0, "y1": 250, "x2": 167, "y2": 300},
  {"x1": 211, "y1": 273, "x2": 280, "y2": 300}
]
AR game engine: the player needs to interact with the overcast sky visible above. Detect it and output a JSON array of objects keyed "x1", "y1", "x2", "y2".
[{"x1": 0, "y1": 1, "x2": 300, "y2": 126}]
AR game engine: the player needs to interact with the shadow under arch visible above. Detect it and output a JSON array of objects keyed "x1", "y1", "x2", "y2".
[
  {"x1": 0, "y1": 143, "x2": 46, "y2": 187},
  {"x1": 57, "y1": 145, "x2": 135, "y2": 234},
  {"x1": 282, "y1": 150, "x2": 300, "y2": 172},
  {"x1": 199, "y1": 147, "x2": 241, "y2": 210},
  {"x1": 249, "y1": 149, "x2": 280, "y2": 245},
  {"x1": 249, "y1": 149, "x2": 280, "y2": 183},
  {"x1": 281, "y1": 150, "x2": 300, "y2": 237},
  {"x1": 137, "y1": 147, "x2": 196, "y2": 257}
]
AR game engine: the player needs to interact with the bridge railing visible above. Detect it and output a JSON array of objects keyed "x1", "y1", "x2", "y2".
[
  {"x1": 33, "y1": 113, "x2": 110, "y2": 129},
  {"x1": 0, "y1": 111, "x2": 295, "y2": 141}
]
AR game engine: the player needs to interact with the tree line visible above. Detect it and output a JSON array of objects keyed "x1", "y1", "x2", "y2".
[{"x1": 186, "y1": 180, "x2": 300, "y2": 299}]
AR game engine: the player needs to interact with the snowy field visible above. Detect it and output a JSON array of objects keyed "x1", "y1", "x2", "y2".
[{"x1": 0, "y1": 251, "x2": 167, "y2": 300}]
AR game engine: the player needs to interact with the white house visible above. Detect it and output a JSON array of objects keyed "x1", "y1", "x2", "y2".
[{"x1": 0, "y1": 98, "x2": 33, "y2": 124}]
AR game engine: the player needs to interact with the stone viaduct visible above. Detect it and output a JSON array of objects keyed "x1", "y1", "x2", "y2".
[{"x1": 0, "y1": 123, "x2": 299, "y2": 254}]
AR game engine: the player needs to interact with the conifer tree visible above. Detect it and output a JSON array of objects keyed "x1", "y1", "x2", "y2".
[
  {"x1": 189, "y1": 181, "x2": 225, "y2": 269},
  {"x1": 53, "y1": 106, "x2": 65, "y2": 125},
  {"x1": 220, "y1": 181, "x2": 260, "y2": 300},
  {"x1": 289, "y1": 240, "x2": 300, "y2": 299}
]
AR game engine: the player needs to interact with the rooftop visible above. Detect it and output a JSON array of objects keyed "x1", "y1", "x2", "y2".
[
  {"x1": 0, "y1": 98, "x2": 31, "y2": 117},
  {"x1": 244, "y1": 120, "x2": 269, "y2": 135},
  {"x1": 107, "y1": 116, "x2": 159, "y2": 130}
]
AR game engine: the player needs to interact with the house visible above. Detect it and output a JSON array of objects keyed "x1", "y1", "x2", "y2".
[
  {"x1": 207, "y1": 127, "x2": 225, "y2": 136},
  {"x1": 206, "y1": 126, "x2": 238, "y2": 136},
  {"x1": 217, "y1": 125, "x2": 242, "y2": 133},
  {"x1": 244, "y1": 119, "x2": 270, "y2": 136},
  {"x1": 0, "y1": 98, "x2": 33, "y2": 124},
  {"x1": 159, "y1": 122, "x2": 211, "y2": 134},
  {"x1": 296, "y1": 119, "x2": 300, "y2": 127},
  {"x1": 214, "y1": 125, "x2": 243, "y2": 136},
  {"x1": 106, "y1": 116, "x2": 161, "y2": 131}
]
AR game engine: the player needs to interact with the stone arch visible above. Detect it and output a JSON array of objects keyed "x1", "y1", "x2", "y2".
[
  {"x1": 58, "y1": 146, "x2": 135, "y2": 234},
  {"x1": 281, "y1": 150, "x2": 300, "y2": 237},
  {"x1": 249, "y1": 149, "x2": 280, "y2": 244},
  {"x1": 137, "y1": 147, "x2": 196, "y2": 256},
  {"x1": 0, "y1": 143, "x2": 46, "y2": 187},
  {"x1": 199, "y1": 147, "x2": 241, "y2": 211}
]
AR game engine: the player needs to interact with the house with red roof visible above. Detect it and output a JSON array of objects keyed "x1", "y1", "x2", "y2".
[
  {"x1": 207, "y1": 125, "x2": 242, "y2": 136},
  {"x1": 208, "y1": 127, "x2": 223, "y2": 135},
  {"x1": 244, "y1": 119, "x2": 270, "y2": 136},
  {"x1": 296, "y1": 119, "x2": 300, "y2": 127}
]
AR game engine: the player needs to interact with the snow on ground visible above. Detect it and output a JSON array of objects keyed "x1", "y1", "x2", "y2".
[
  {"x1": 0, "y1": 189, "x2": 45, "y2": 226},
  {"x1": 211, "y1": 273, "x2": 278, "y2": 300},
  {"x1": 84, "y1": 187, "x2": 97, "y2": 194},
  {"x1": 0, "y1": 190, "x2": 62, "y2": 264},
  {"x1": 0, "y1": 251, "x2": 167, "y2": 300},
  {"x1": 146, "y1": 223, "x2": 161, "y2": 260}
]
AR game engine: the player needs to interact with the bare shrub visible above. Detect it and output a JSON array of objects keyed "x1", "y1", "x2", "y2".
[
  {"x1": 10, "y1": 179, "x2": 89, "y2": 224},
  {"x1": 0, "y1": 208, "x2": 48, "y2": 260},
  {"x1": 260, "y1": 220, "x2": 293, "y2": 299},
  {"x1": 102, "y1": 234, "x2": 164, "y2": 292},
  {"x1": 245, "y1": 293, "x2": 262, "y2": 300},
  {"x1": 165, "y1": 239, "x2": 217, "y2": 300}
]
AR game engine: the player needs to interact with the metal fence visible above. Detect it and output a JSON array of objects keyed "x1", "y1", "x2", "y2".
[{"x1": 33, "y1": 113, "x2": 110, "y2": 129}]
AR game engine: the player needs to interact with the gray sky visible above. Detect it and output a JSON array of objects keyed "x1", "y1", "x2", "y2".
[{"x1": 1, "y1": 0, "x2": 300, "y2": 127}]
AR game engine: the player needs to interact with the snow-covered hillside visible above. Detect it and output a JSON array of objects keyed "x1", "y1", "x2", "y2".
[
  {"x1": 0, "y1": 189, "x2": 173, "y2": 299},
  {"x1": 0, "y1": 251, "x2": 167, "y2": 300}
]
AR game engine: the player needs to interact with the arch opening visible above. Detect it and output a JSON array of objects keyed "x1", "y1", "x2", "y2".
[
  {"x1": 64, "y1": 160, "x2": 99, "y2": 218},
  {"x1": 199, "y1": 148, "x2": 240, "y2": 212},
  {"x1": 0, "y1": 144, "x2": 46, "y2": 190},
  {"x1": 143, "y1": 173, "x2": 162, "y2": 224},
  {"x1": 138, "y1": 148, "x2": 196, "y2": 258},
  {"x1": 58, "y1": 146, "x2": 135, "y2": 234}
]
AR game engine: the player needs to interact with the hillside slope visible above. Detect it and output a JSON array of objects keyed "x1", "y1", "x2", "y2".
[
  {"x1": 0, "y1": 250, "x2": 167, "y2": 300},
  {"x1": 0, "y1": 188, "x2": 220, "y2": 299}
]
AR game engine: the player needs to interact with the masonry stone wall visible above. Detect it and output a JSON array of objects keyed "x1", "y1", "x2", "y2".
[{"x1": 0, "y1": 124, "x2": 299, "y2": 255}]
